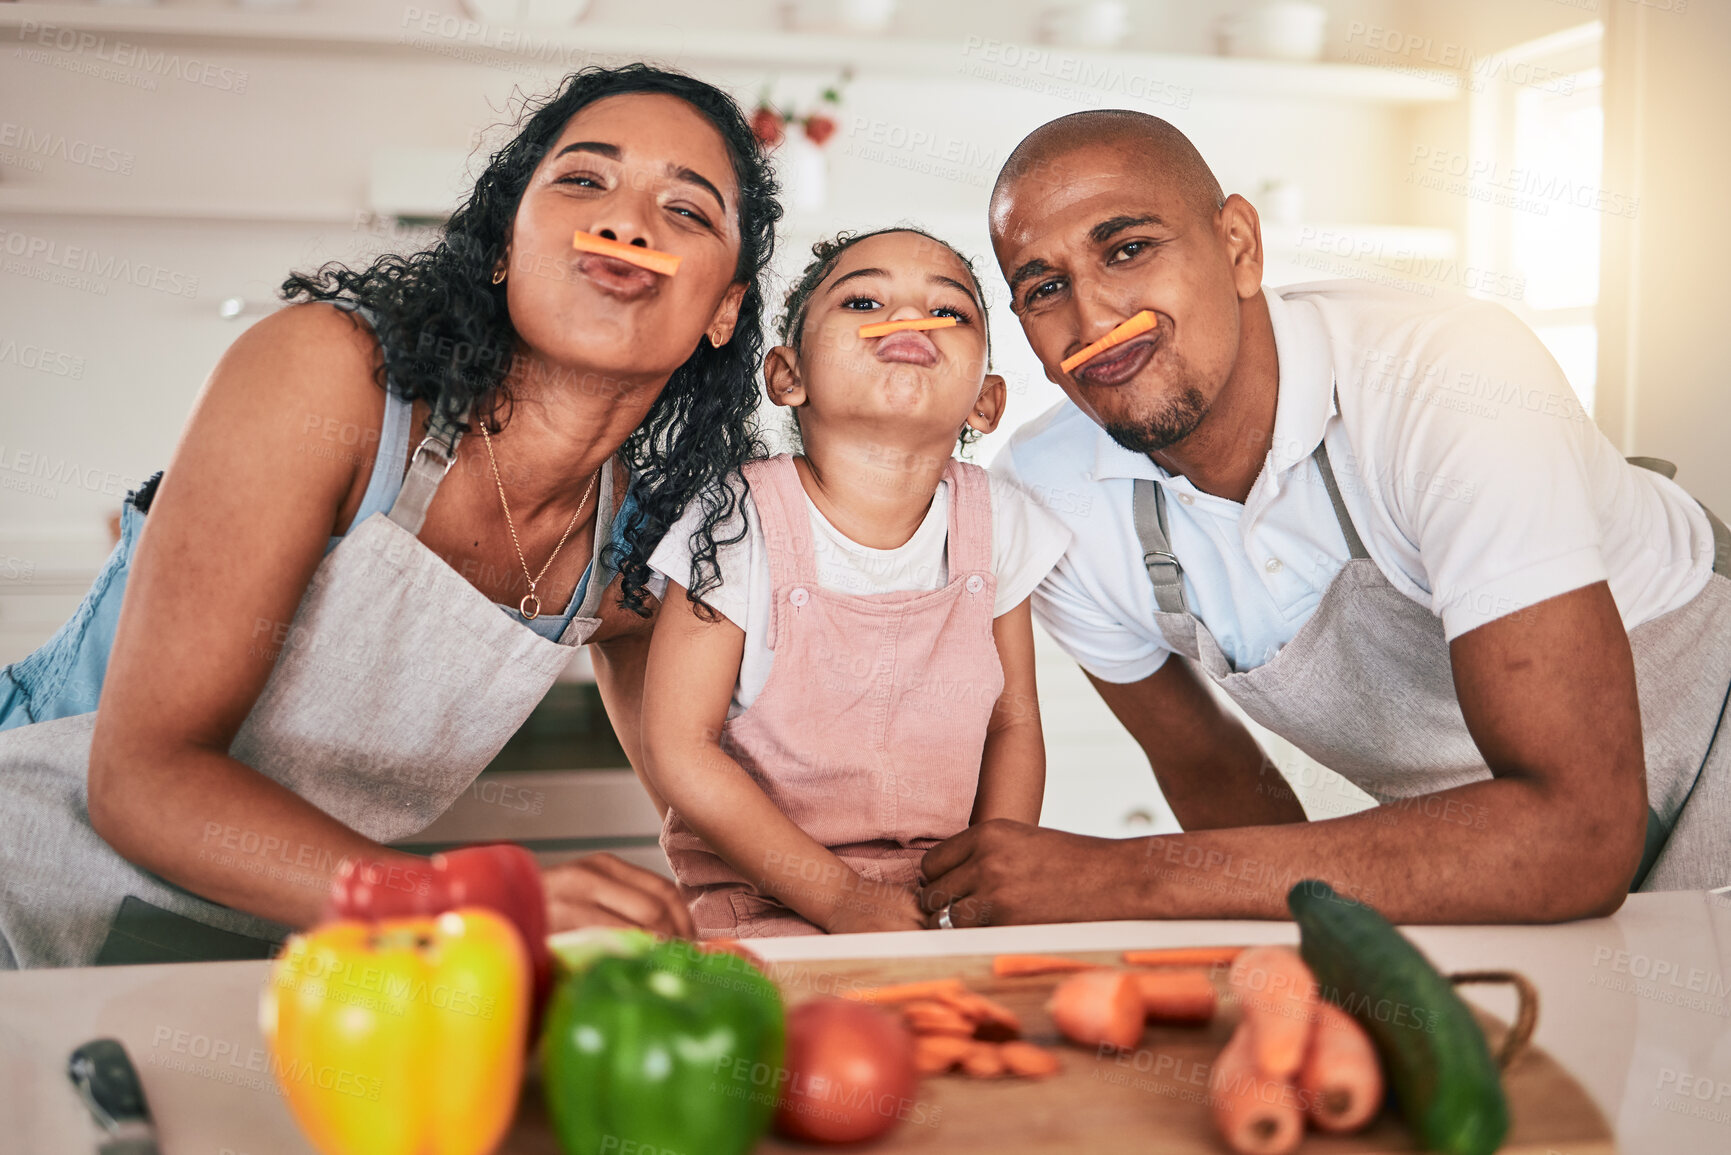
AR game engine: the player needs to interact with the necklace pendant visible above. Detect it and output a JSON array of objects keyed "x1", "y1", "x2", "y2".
[{"x1": 519, "y1": 592, "x2": 541, "y2": 620}]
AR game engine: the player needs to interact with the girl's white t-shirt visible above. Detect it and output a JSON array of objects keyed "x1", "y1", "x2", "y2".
[{"x1": 649, "y1": 465, "x2": 1073, "y2": 718}]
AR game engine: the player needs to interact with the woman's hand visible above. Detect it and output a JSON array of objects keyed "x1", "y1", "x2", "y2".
[
  {"x1": 542, "y1": 852, "x2": 696, "y2": 938},
  {"x1": 824, "y1": 880, "x2": 928, "y2": 935}
]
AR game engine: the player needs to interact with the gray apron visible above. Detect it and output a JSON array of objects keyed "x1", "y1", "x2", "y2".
[
  {"x1": 0, "y1": 410, "x2": 619, "y2": 968},
  {"x1": 1132, "y1": 436, "x2": 1731, "y2": 892}
]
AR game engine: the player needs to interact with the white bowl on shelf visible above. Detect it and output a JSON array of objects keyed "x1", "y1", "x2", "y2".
[
  {"x1": 1037, "y1": 1, "x2": 1129, "y2": 49},
  {"x1": 784, "y1": 0, "x2": 897, "y2": 34},
  {"x1": 462, "y1": 0, "x2": 593, "y2": 24},
  {"x1": 1216, "y1": 1, "x2": 1328, "y2": 62}
]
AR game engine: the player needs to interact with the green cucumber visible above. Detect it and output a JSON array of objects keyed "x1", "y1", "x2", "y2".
[{"x1": 1288, "y1": 880, "x2": 1509, "y2": 1155}]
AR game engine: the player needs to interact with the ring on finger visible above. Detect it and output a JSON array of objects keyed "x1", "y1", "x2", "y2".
[{"x1": 938, "y1": 903, "x2": 955, "y2": 931}]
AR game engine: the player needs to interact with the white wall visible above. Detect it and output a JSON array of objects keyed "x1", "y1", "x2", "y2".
[{"x1": 1598, "y1": 0, "x2": 1731, "y2": 515}]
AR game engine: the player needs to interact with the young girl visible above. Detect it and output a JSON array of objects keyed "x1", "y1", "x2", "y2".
[{"x1": 642, "y1": 227, "x2": 1071, "y2": 936}]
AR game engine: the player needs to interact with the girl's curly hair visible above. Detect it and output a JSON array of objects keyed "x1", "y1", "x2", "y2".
[
  {"x1": 775, "y1": 226, "x2": 992, "y2": 450},
  {"x1": 280, "y1": 64, "x2": 779, "y2": 616}
]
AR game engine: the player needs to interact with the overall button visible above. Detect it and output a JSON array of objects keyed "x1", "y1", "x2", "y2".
[
  {"x1": 789, "y1": 587, "x2": 810, "y2": 606},
  {"x1": 1263, "y1": 557, "x2": 1284, "y2": 575},
  {"x1": 965, "y1": 574, "x2": 985, "y2": 594}
]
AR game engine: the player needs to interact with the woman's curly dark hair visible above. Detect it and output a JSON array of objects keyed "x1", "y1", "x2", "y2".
[
  {"x1": 280, "y1": 64, "x2": 779, "y2": 616},
  {"x1": 776, "y1": 225, "x2": 992, "y2": 450}
]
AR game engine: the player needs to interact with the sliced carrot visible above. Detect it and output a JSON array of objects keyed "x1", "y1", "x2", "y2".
[
  {"x1": 1046, "y1": 969, "x2": 1145, "y2": 1051},
  {"x1": 1122, "y1": 946, "x2": 1244, "y2": 969},
  {"x1": 1228, "y1": 947, "x2": 1319, "y2": 1079},
  {"x1": 570, "y1": 230, "x2": 682, "y2": 277},
  {"x1": 935, "y1": 989, "x2": 1022, "y2": 1041},
  {"x1": 959, "y1": 1041, "x2": 1006, "y2": 1078},
  {"x1": 858, "y1": 316, "x2": 959, "y2": 339},
  {"x1": 992, "y1": 954, "x2": 1100, "y2": 977},
  {"x1": 999, "y1": 1041, "x2": 1063, "y2": 1078},
  {"x1": 1298, "y1": 1000, "x2": 1384, "y2": 1133},
  {"x1": 1132, "y1": 969, "x2": 1217, "y2": 1023},
  {"x1": 1059, "y1": 310, "x2": 1157, "y2": 373},
  {"x1": 1210, "y1": 1023, "x2": 1305, "y2": 1155},
  {"x1": 843, "y1": 978, "x2": 969, "y2": 1004},
  {"x1": 914, "y1": 1033, "x2": 974, "y2": 1075},
  {"x1": 900, "y1": 1000, "x2": 976, "y2": 1037}
]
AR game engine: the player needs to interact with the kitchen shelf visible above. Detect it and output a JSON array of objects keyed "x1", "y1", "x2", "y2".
[
  {"x1": 0, "y1": 189, "x2": 360, "y2": 223},
  {"x1": 0, "y1": 4, "x2": 1460, "y2": 102}
]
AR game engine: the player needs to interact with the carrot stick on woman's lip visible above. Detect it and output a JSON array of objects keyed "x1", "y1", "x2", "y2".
[
  {"x1": 571, "y1": 231, "x2": 682, "y2": 277},
  {"x1": 858, "y1": 317, "x2": 959, "y2": 339},
  {"x1": 1059, "y1": 310, "x2": 1157, "y2": 374}
]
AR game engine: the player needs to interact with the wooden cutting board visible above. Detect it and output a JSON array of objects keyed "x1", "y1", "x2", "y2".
[{"x1": 502, "y1": 949, "x2": 1616, "y2": 1154}]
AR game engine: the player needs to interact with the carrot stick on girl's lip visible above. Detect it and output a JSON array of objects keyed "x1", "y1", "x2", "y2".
[
  {"x1": 1059, "y1": 309, "x2": 1157, "y2": 374},
  {"x1": 858, "y1": 317, "x2": 959, "y2": 339},
  {"x1": 571, "y1": 231, "x2": 682, "y2": 277}
]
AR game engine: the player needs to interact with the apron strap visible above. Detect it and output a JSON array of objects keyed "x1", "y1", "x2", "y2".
[
  {"x1": 1313, "y1": 440, "x2": 1370, "y2": 561},
  {"x1": 941, "y1": 459, "x2": 994, "y2": 579},
  {"x1": 1132, "y1": 478, "x2": 1188, "y2": 615},
  {"x1": 572, "y1": 457, "x2": 617, "y2": 622},
  {"x1": 388, "y1": 405, "x2": 470, "y2": 536}
]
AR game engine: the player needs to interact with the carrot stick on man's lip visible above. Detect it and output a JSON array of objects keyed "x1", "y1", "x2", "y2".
[
  {"x1": 571, "y1": 230, "x2": 682, "y2": 277},
  {"x1": 1059, "y1": 310, "x2": 1157, "y2": 374},
  {"x1": 858, "y1": 316, "x2": 960, "y2": 339}
]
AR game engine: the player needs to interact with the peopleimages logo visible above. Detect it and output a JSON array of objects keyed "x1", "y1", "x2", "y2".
[
  {"x1": 0, "y1": 122, "x2": 134, "y2": 175},
  {"x1": 13, "y1": 21, "x2": 250, "y2": 93}
]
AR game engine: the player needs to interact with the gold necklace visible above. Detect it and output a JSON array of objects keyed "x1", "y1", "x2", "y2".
[{"x1": 477, "y1": 419, "x2": 599, "y2": 620}]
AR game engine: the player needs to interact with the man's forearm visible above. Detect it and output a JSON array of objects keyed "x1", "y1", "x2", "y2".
[{"x1": 1120, "y1": 776, "x2": 1639, "y2": 924}]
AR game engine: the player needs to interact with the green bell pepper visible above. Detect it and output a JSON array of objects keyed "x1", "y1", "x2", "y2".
[{"x1": 542, "y1": 939, "x2": 786, "y2": 1155}]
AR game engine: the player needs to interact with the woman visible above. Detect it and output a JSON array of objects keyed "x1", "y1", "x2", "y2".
[{"x1": 0, "y1": 64, "x2": 778, "y2": 967}]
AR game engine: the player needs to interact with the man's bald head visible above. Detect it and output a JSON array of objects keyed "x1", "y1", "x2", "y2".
[{"x1": 990, "y1": 110, "x2": 1225, "y2": 228}]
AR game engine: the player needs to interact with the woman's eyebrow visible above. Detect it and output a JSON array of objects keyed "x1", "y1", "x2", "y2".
[{"x1": 552, "y1": 140, "x2": 727, "y2": 214}]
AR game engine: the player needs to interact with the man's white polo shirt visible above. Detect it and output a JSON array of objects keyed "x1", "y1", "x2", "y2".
[{"x1": 993, "y1": 280, "x2": 1716, "y2": 681}]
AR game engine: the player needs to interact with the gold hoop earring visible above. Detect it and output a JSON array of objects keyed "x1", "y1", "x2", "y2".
[
  {"x1": 709, "y1": 330, "x2": 725, "y2": 348},
  {"x1": 491, "y1": 266, "x2": 507, "y2": 285}
]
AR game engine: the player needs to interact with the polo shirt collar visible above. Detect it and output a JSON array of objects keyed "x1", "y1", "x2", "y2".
[{"x1": 1088, "y1": 286, "x2": 1336, "y2": 490}]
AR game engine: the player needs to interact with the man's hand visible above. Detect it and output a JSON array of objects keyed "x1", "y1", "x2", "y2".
[
  {"x1": 917, "y1": 820, "x2": 1146, "y2": 928},
  {"x1": 542, "y1": 852, "x2": 695, "y2": 938}
]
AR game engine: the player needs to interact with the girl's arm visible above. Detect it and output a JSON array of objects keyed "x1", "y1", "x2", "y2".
[
  {"x1": 642, "y1": 581, "x2": 925, "y2": 933},
  {"x1": 971, "y1": 597, "x2": 1047, "y2": 825}
]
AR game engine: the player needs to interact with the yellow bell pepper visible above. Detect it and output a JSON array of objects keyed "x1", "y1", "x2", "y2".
[{"x1": 260, "y1": 908, "x2": 529, "y2": 1155}]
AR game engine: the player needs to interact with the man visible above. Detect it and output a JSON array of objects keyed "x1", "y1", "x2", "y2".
[{"x1": 919, "y1": 110, "x2": 1731, "y2": 928}]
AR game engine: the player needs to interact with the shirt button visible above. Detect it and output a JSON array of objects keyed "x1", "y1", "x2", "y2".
[
  {"x1": 1264, "y1": 557, "x2": 1284, "y2": 575},
  {"x1": 965, "y1": 574, "x2": 985, "y2": 594},
  {"x1": 789, "y1": 587, "x2": 810, "y2": 606},
  {"x1": 1177, "y1": 492, "x2": 1195, "y2": 506}
]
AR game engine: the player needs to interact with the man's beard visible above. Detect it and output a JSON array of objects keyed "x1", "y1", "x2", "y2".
[{"x1": 1103, "y1": 385, "x2": 1210, "y2": 455}]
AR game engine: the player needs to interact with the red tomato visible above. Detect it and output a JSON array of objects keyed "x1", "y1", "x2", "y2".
[{"x1": 774, "y1": 998, "x2": 918, "y2": 1144}]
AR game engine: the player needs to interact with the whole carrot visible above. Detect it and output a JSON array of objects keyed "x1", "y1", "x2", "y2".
[
  {"x1": 1299, "y1": 999, "x2": 1385, "y2": 1133},
  {"x1": 1211, "y1": 1023, "x2": 1305, "y2": 1155},
  {"x1": 1046, "y1": 969, "x2": 1145, "y2": 1051},
  {"x1": 1132, "y1": 969, "x2": 1217, "y2": 1023},
  {"x1": 1228, "y1": 946, "x2": 1319, "y2": 1078}
]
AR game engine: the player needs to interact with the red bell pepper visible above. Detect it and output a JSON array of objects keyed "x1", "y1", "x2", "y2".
[{"x1": 326, "y1": 843, "x2": 552, "y2": 1025}]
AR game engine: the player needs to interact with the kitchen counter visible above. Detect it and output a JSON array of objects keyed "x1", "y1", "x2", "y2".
[{"x1": 2, "y1": 890, "x2": 1727, "y2": 1154}]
